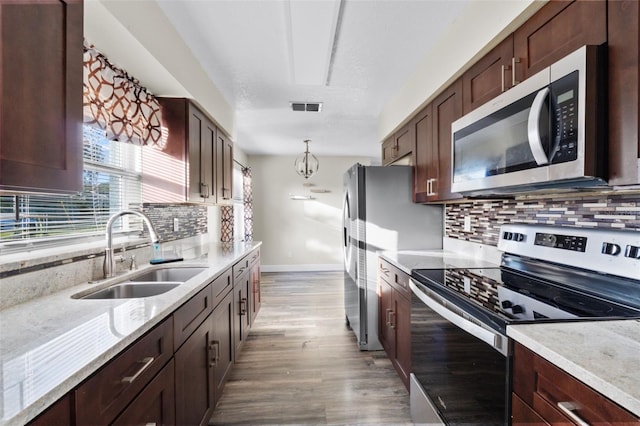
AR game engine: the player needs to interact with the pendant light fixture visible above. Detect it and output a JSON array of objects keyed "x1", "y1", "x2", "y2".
[{"x1": 294, "y1": 139, "x2": 319, "y2": 179}]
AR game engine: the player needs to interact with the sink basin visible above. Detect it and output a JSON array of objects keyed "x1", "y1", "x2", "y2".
[
  {"x1": 79, "y1": 282, "x2": 180, "y2": 300},
  {"x1": 129, "y1": 267, "x2": 207, "y2": 283}
]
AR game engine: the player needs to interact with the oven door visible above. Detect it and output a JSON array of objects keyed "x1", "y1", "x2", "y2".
[{"x1": 410, "y1": 279, "x2": 511, "y2": 425}]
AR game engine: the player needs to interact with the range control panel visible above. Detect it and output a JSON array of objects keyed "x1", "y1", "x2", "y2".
[
  {"x1": 534, "y1": 233, "x2": 587, "y2": 252},
  {"x1": 497, "y1": 224, "x2": 639, "y2": 280}
]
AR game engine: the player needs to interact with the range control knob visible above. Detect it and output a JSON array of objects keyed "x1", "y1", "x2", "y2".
[
  {"x1": 511, "y1": 305, "x2": 525, "y2": 314},
  {"x1": 501, "y1": 300, "x2": 513, "y2": 309},
  {"x1": 625, "y1": 245, "x2": 640, "y2": 259},
  {"x1": 601, "y1": 242, "x2": 622, "y2": 256}
]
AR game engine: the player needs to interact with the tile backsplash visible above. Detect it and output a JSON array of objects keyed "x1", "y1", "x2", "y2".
[
  {"x1": 142, "y1": 203, "x2": 207, "y2": 241},
  {"x1": 446, "y1": 192, "x2": 640, "y2": 247}
]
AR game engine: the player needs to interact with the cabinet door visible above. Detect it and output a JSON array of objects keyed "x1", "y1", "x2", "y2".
[
  {"x1": 0, "y1": 0, "x2": 83, "y2": 194},
  {"x1": 607, "y1": 0, "x2": 640, "y2": 186},
  {"x1": 216, "y1": 131, "x2": 234, "y2": 204},
  {"x1": 432, "y1": 79, "x2": 463, "y2": 202},
  {"x1": 175, "y1": 315, "x2": 215, "y2": 426},
  {"x1": 413, "y1": 104, "x2": 437, "y2": 203},
  {"x1": 188, "y1": 104, "x2": 215, "y2": 203},
  {"x1": 394, "y1": 124, "x2": 415, "y2": 161},
  {"x1": 75, "y1": 319, "x2": 173, "y2": 425},
  {"x1": 233, "y1": 269, "x2": 251, "y2": 358},
  {"x1": 462, "y1": 35, "x2": 514, "y2": 114},
  {"x1": 27, "y1": 394, "x2": 71, "y2": 426},
  {"x1": 394, "y1": 292, "x2": 411, "y2": 390},
  {"x1": 513, "y1": 0, "x2": 606, "y2": 82},
  {"x1": 173, "y1": 283, "x2": 213, "y2": 351},
  {"x1": 381, "y1": 136, "x2": 396, "y2": 166},
  {"x1": 212, "y1": 289, "x2": 235, "y2": 407},
  {"x1": 250, "y1": 262, "x2": 261, "y2": 326},
  {"x1": 378, "y1": 278, "x2": 394, "y2": 354},
  {"x1": 112, "y1": 360, "x2": 175, "y2": 426}
]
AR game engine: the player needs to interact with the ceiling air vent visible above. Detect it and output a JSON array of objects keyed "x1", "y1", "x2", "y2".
[{"x1": 291, "y1": 102, "x2": 323, "y2": 112}]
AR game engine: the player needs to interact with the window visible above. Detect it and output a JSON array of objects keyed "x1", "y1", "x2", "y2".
[{"x1": 0, "y1": 125, "x2": 143, "y2": 250}]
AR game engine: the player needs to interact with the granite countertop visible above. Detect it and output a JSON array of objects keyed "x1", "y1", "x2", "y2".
[
  {"x1": 0, "y1": 239, "x2": 261, "y2": 426},
  {"x1": 508, "y1": 320, "x2": 640, "y2": 416},
  {"x1": 379, "y1": 249, "x2": 500, "y2": 275}
]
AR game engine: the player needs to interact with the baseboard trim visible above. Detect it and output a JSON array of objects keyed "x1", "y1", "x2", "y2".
[{"x1": 261, "y1": 264, "x2": 342, "y2": 273}]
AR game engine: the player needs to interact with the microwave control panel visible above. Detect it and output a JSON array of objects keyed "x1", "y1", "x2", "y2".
[{"x1": 551, "y1": 71, "x2": 579, "y2": 163}]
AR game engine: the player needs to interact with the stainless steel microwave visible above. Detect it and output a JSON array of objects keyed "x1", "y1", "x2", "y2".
[{"x1": 451, "y1": 45, "x2": 607, "y2": 196}]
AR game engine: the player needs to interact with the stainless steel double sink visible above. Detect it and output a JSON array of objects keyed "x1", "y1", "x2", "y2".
[{"x1": 73, "y1": 266, "x2": 207, "y2": 300}]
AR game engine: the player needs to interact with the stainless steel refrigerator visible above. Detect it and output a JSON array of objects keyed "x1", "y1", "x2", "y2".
[{"x1": 342, "y1": 164, "x2": 443, "y2": 350}]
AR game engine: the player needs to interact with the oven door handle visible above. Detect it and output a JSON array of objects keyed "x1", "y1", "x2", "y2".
[{"x1": 410, "y1": 280, "x2": 506, "y2": 354}]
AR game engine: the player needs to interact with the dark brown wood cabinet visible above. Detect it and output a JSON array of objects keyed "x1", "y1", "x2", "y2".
[
  {"x1": 75, "y1": 319, "x2": 173, "y2": 425},
  {"x1": 462, "y1": 35, "x2": 514, "y2": 114},
  {"x1": 27, "y1": 395, "x2": 72, "y2": 426},
  {"x1": 512, "y1": 342, "x2": 640, "y2": 426},
  {"x1": 143, "y1": 98, "x2": 233, "y2": 204},
  {"x1": 112, "y1": 360, "x2": 175, "y2": 426},
  {"x1": 216, "y1": 131, "x2": 234, "y2": 204},
  {"x1": 513, "y1": 0, "x2": 606, "y2": 83},
  {"x1": 212, "y1": 289, "x2": 235, "y2": 407},
  {"x1": 382, "y1": 124, "x2": 415, "y2": 166},
  {"x1": 413, "y1": 104, "x2": 436, "y2": 203},
  {"x1": 173, "y1": 282, "x2": 214, "y2": 350},
  {"x1": 378, "y1": 258, "x2": 411, "y2": 390},
  {"x1": 607, "y1": 0, "x2": 640, "y2": 186},
  {"x1": 233, "y1": 256, "x2": 252, "y2": 358},
  {"x1": 0, "y1": 0, "x2": 83, "y2": 194},
  {"x1": 431, "y1": 79, "x2": 463, "y2": 202},
  {"x1": 249, "y1": 250, "x2": 262, "y2": 326}
]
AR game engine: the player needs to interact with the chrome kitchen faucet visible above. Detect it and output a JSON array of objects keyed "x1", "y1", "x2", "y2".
[{"x1": 103, "y1": 210, "x2": 160, "y2": 279}]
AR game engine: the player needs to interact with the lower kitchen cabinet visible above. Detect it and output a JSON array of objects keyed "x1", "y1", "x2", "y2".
[
  {"x1": 249, "y1": 249, "x2": 261, "y2": 326},
  {"x1": 75, "y1": 318, "x2": 174, "y2": 425},
  {"x1": 112, "y1": 360, "x2": 175, "y2": 426},
  {"x1": 233, "y1": 256, "x2": 252, "y2": 358},
  {"x1": 378, "y1": 258, "x2": 411, "y2": 390},
  {"x1": 175, "y1": 314, "x2": 216, "y2": 426},
  {"x1": 512, "y1": 342, "x2": 640, "y2": 425},
  {"x1": 212, "y1": 290, "x2": 235, "y2": 405},
  {"x1": 27, "y1": 395, "x2": 72, "y2": 426}
]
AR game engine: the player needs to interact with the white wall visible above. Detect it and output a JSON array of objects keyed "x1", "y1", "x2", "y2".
[
  {"x1": 379, "y1": 0, "x2": 545, "y2": 139},
  {"x1": 249, "y1": 155, "x2": 371, "y2": 271}
]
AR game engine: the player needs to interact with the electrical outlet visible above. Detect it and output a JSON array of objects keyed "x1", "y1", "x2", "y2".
[
  {"x1": 173, "y1": 218, "x2": 179, "y2": 232},
  {"x1": 464, "y1": 216, "x2": 471, "y2": 232}
]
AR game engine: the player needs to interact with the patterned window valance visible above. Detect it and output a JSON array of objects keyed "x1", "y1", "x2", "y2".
[{"x1": 83, "y1": 41, "x2": 164, "y2": 148}]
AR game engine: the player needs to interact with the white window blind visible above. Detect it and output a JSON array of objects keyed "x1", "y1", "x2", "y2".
[{"x1": 0, "y1": 125, "x2": 143, "y2": 250}]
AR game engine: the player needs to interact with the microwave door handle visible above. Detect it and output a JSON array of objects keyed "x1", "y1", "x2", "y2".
[{"x1": 527, "y1": 87, "x2": 550, "y2": 165}]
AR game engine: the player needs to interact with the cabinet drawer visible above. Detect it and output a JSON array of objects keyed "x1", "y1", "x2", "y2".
[
  {"x1": 233, "y1": 257, "x2": 250, "y2": 281},
  {"x1": 174, "y1": 283, "x2": 214, "y2": 350},
  {"x1": 513, "y1": 343, "x2": 640, "y2": 425},
  {"x1": 212, "y1": 268, "x2": 233, "y2": 309},
  {"x1": 75, "y1": 318, "x2": 173, "y2": 425},
  {"x1": 378, "y1": 258, "x2": 410, "y2": 298},
  {"x1": 249, "y1": 248, "x2": 260, "y2": 268}
]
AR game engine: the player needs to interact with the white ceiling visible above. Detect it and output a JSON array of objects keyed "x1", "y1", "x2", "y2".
[{"x1": 156, "y1": 0, "x2": 470, "y2": 158}]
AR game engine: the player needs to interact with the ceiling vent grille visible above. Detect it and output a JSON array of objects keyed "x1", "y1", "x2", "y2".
[{"x1": 291, "y1": 102, "x2": 323, "y2": 112}]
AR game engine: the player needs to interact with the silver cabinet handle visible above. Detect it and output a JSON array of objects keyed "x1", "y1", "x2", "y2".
[
  {"x1": 121, "y1": 357, "x2": 154, "y2": 383},
  {"x1": 557, "y1": 402, "x2": 589, "y2": 426},
  {"x1": 501, "y1": 65, "x2": 506, "y2": 92},
  {"x1": 527, "y1": 87, "x2": 551, "y2": 166},
  {"x1": 512, "y1": 57, "x2": 520, "y2": 85}
]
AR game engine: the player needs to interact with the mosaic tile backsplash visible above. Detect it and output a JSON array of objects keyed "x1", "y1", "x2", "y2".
[
  {"x1": 446, "y1": 192, "x2": 640, "y2": 247},
  {"x1": 142, "y1": 203, "x2": 207, "y2": 241}
]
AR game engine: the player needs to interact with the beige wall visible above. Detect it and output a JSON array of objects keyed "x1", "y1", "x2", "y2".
[{"x1": 249, "y1": 155, "x2": 372, "y2": 271}]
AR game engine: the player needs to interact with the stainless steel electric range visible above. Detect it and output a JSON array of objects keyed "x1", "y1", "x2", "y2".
[{"x1": 409, "y1": 224, "x2": 640, "y2": 425}]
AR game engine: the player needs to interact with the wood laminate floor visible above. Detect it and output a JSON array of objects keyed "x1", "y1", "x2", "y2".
[{"x1": 210, "y1": 271, "x2": 412, "y2": 425}]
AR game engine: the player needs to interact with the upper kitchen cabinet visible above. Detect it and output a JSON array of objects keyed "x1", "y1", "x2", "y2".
[
  {"x1": 381, "y1": 124, "x2": 415, "y2": 166},
  {"x1": 607, "y1": 0, "x2": 640, "y2": 186},
  {"x1": 0, "y1": 0, "x2": 83, "y2": 194},
  {"x1": 142, "y1": 98, "x2": 233, "y2": 204},
  {"x1": 512, "y1": 0, "x2": 606, "y2": 82},
  {"x1": 431, "y1": 79, "x2": 463, "y2": 202},
  {"x1": 462, "y1": 35, "x2": 514, "y2": 114},
  {"x1": 413, "y1": 104, "x2": 436, "y2": 203},
  {"x1": 215, "y1": 131, "x2": 233, "y2": 205}
]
